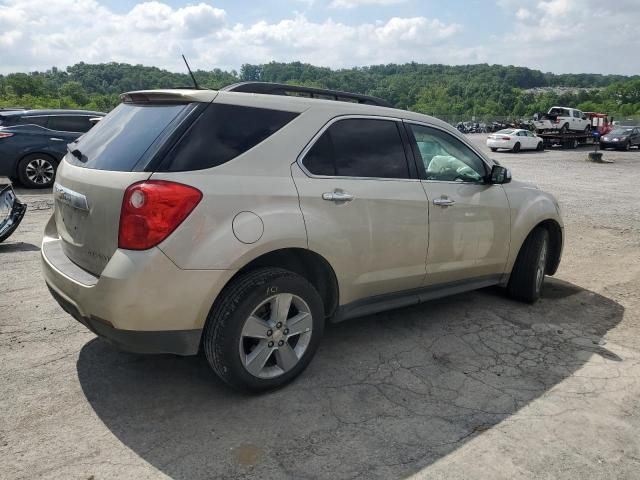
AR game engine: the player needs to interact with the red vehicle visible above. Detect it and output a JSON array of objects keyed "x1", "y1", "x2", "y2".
[{"x1": 585, "y1": 112, "x2": 612, "y2": 136}]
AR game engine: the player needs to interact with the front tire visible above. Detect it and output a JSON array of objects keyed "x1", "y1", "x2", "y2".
[
  {"x1": 507, "y1": 227, "x2": 549, "y2": 304},
  {"x1": 536, "y1": 142, "x2": 544, "y2": 151},
  {"x1": 203, "y1": 268, "x2": 325, "y2": 393},
  {"x1": 17, "y1": 154, "x2": 57, "y2": 188}
]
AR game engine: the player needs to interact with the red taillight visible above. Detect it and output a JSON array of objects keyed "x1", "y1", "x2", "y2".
[
  {"x1": 502, "y1": 136, "x2": 511, "y2": 140},
  {"x1": 118, "y1": 180, "x2": 202, "y2": 250},
  {"x1": 0, "y1": 132, "x2": 14, "y2": 139},
  {"x1": 554, "y1": 119, "x2": 560, "y2": 124}
]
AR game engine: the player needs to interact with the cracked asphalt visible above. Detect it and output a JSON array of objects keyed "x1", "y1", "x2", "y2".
[{"x1": 2, "y1": 135, "x2": 640, "y2": 479}]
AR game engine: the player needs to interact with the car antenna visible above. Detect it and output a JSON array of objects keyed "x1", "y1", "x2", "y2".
[{"x1": 182, "y1": 54, "x2": 200, "y2": 90}]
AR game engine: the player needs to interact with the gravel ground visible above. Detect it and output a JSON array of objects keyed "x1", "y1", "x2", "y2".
[{"x1": 1, "y1": 135, "x2": 640, "y2": 479}]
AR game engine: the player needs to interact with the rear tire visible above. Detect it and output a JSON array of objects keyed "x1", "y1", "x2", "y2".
[
  {"x1": 490, "y1": 147, "x2": 498, "y2": 152},
  {"x1": 203, "y1": 267, "x2": 325, "y2": 393},
  {"x1": 17, "y1": 154, "x2": 57, "y2": 189},
  {"x1": 560, "y1": 123, "x2": 569, "y2": 134},
  {"x1": 507, "y1": 227, "x2": 549, "y2": 304},
  {"x1": 512, "y1": 142, "x2": 521, "y2": 153}
]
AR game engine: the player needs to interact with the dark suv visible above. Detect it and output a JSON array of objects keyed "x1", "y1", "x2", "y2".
[{"x1": 0, "y1": 109, "x2": 105, "y2": 188}]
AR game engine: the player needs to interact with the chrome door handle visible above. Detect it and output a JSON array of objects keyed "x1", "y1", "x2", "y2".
[
  {"x1": 322, "y1": 191, "x2": 354, "y2": 202},
  {"x1": 49, "y1": 137, "x2": 64, "y2": 141},
  {"x1": 433, "y1": 197, "x2": 455, "y2": 207}
]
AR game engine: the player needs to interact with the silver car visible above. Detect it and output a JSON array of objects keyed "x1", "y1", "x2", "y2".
[{"x1": 42, "y1": 83, "x2": 563, "y2": 392}]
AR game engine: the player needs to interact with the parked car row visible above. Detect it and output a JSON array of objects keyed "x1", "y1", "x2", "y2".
[
  {"x1": 486, "y1": 125, "x2": 640, "y2": 153},
  {"x1": 0, "y1": 109, "x2": 105, "y2": 188}
]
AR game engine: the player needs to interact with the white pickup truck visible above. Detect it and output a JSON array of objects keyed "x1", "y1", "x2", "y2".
[{"x1": 533, "y1": 107, "x2": 591, "y2": 134}]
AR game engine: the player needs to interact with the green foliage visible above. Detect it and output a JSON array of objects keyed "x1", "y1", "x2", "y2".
[{"x1": 1, "y1": 61, "x2": 639, "y2": 120}]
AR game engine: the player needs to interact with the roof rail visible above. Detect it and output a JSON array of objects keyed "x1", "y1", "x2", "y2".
[{"x1": 221, "y1": 81, "x2": 393, "y2": 108}]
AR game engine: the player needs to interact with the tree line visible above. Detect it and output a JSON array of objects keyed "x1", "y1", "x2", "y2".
[{"x1": 1, "y1": 61, "x2": 639, "y2": 121}]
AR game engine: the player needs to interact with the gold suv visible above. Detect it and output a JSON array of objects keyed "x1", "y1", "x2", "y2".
[{"x1": 42, "y1": 83, "x2": 563, "y2": 392}]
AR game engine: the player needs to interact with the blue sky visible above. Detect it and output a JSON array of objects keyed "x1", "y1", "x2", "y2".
[{"x1": 0, "y1": 0, "x2": 638, "y2": 75}]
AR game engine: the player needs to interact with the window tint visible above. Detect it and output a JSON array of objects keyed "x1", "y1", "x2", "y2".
[
  {"x1": 17, "y1": 116, "x2": 49, "y2": 127},
  {"x1": 305, "y1": 118, "x2": 409, "y2": 179},
  {"x1": 408, "y1": 124, "x2": 486, "y2": 183},
  {"x1": 48, "y1": 115, "x2": 93, "y2": 132},
  {"x1": 162, "y1": 103, "x2": 298, "y2": 171},
  {"x1": 303, "y1": 130, "x2": 335, "y2": 176},
  {"x1": 573, "y1": 110, "x2": 581, "y2": 118},
  {"x1": 70, "y1": 103, "x2": 191, "y2": 171}
]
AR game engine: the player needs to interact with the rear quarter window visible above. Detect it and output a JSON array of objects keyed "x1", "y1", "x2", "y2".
[{"x1": 159, "y1": 103, "x2": 298, "y2": 172}]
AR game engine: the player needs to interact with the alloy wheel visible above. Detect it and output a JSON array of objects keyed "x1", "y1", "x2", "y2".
[
  {"x1": 239, "y1": 293, "x2": 313, "y2": 379},
  {"x1": 25, "y1": 158, "x2": 55, "y2": 186}
]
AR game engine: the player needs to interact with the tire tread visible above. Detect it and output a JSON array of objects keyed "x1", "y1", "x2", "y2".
[{"x1": 507, "y1": 227, "x2": 548, "y2": 303}]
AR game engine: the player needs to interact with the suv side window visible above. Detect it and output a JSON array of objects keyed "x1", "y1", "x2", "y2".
[
  {"x1": 303, "y1": 118, "x2": 410, "y2": 179},
  {"x1": 408, "y1": 123, "x2": 486, "y2": 183},
  {"x1": 161, "y1": 103, "x2": 298, "y2": 172},
  {"x1": 16, "y1": 116, "x2": 49, "y2": 127},
  {"x1": 573, "y1": 110, "x2": 581, "y2": 118},
  {"x1": 48, "y1": 115, "x2": 93, "y2": 132}
]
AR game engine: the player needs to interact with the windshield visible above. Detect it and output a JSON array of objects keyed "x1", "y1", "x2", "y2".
[
  {"x1": 67, "y1": 102, "x2": 193, "y2": 171},
  {"x1": 610, "y1": 128, "x2": 633, "y2": 135}
]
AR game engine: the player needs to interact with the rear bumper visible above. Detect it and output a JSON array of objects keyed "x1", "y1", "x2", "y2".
[
  {"x1": 41, "y1": 216, "x2": 235, "y2": 355},
  {"x1": 0, "y1": 184, "x2": 27, "y2": 243},
  {"x1": 486, "y1": 139, "x2": 512, "y2": 149},
  {"x1": 47, "y1": 285, "x2": 201, "y2": 355}
]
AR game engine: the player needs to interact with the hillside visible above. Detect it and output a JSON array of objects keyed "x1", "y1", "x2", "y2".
[{"x1": 1, "y1": 62, "x2": 639, "y2": 120}]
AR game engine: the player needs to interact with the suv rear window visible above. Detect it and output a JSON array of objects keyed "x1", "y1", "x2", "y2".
[
  {"x1": 159, "y1": 103, "x2": 299, "y2": 171},
  {"x1": 69, "y1": 103, "x2": 192, "y2": 171}
]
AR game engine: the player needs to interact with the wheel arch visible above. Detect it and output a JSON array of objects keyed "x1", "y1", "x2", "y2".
[
  {"x1": 511, "y1": 219, "x2": 563, "y2": 278},
  {"x1": 227, "y1": 247, "x2": 340, "y2": 319}
]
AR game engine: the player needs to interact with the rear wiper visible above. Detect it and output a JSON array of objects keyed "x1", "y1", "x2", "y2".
[{"x1": 67, "y1": 144, "x2": 84, "y2": 161}]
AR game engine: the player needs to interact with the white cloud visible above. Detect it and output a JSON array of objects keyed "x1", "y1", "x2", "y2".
[
  {"x1": 329, "y1": 0, "x2": 407, "y2": 9},
  {"x1": 0, "y1": 0, "x2": 466, "y2": 74},
  {"x1": 0, "y1": 0, "x2": 638, "y2": 75},
  {"x1": 495, "y1": 0, "x2": 640, "y2": 74}
]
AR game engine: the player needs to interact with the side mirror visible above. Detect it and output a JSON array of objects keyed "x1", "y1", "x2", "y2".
[{"x1": 489, "y1": 165, "x2": 511, "y2": 184}]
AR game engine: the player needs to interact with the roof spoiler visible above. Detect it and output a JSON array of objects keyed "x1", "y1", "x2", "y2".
[{"x1": 221, "y1": 81, "x2": 393, "y2": 108}]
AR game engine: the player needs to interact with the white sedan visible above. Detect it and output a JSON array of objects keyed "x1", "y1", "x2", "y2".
[{"x1": 486, "y1": 129, "x2": 544, "y2": 153}]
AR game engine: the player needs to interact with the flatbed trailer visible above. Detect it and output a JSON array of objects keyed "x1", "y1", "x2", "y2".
[{"x1": 538, "y1": 131, "x2": 598, "y2": 149}]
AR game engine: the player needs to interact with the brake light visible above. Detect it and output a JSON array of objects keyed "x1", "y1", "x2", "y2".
[
  {"x1": 118, "y1": 180, "x2": 202, "y2": 250},
  {"x1": 554, "y1": 119, "x2": 560, "y2": 124},
  {"x1": 0, "y1": 132, "x2": 14, "y2": 139},
  {"x1": 502, "y1": 136, "x2": 511, "y2": 140}
]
